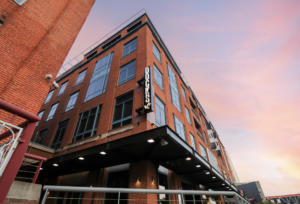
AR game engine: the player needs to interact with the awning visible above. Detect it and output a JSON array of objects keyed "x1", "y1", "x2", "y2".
[{"x1": 40, "y1": 126, "x2": 237, "y2": 192}]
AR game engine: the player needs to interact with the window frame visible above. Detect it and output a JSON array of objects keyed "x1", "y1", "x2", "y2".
[
  {"x1": 190, "y1": 133, "x2": 196, "y2": 150},
  {"x1": 153, "y1": 42, "x2": 161, "y2": 63},
  {"x1": 35, "y1": 129, "x2": 47, "y2": 144},
  {"x1": 185, "y1": 106, "x2": 192, "y2": 125},
  {"x1": 199, "y1": 142, "x2": 208, "y2": 160},
  {"x1": 46, "y1": 103, "x2": 59, "y2": 121},
  {"x1": 118, "y1": 60, "x2": 136, "y2": 86},
  {"x1": 36, "y1": 110, "x2": 44, "y2": 126},
  {"x1": 155, "y1": 95, "x2": 166, "y2": 127},
  {"x1": 167, "y1": 63, "x2": 181, "y2": 112},
  {"x1": 84, "y1": 52, "x2": 114, "y2": 102},
  {"x1": 51, "y1": 120, "x2": 69, "y2": 149},
  {"x1": 122, "y1": 38, "x2": 137, "y2": 58},
  {"x1": 65, "y1": 91, "x2": 79, "y2": 112},
  {"x1": 57, "y1": 81, "x2": 68, "y2": 96},
  {"x1": 181, "y1": 85, "x2": 187, "y2": 101},
  {"x1": 75, "y1": 69, "x2": 87, "y2": 86},
  {"x1": 72, "y1": 105, "x2": 102, "y2": 143},
  {"x1": 154, "y1": 63, "x2": 164, "y2": 91},
  {"x1": 44, "y1": 90, "x2": 54, "y2": 104},
  {"x1": 111, "y1": 92, "x2": 134, "y2": 129},
  {"x1": 173, "y1": 114, "x2": 186, "y2": 141}
]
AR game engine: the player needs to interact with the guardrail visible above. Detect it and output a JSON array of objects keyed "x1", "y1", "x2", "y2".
[
  {"x1": 42, "y1": 185, "x2": 250, "y2": 204},
  {"x1": 0, "y1": 99, "x2": 41, "y2": 203}
]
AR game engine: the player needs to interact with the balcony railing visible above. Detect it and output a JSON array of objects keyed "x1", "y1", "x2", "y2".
[{"x1": 42, "y1": 185, "x2": 250, "y2": 204}]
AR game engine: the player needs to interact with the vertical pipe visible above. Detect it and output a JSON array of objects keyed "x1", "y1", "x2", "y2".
[
  {"x1": 31, "y1": 160, "x2": 43, "y2": 183},
  {"x1": 181, "y1": 193, "x2": 185, "y2": 204},
  {"x1": 41, "y1": 189, "x2": 49, "y2": 204},
  {"x1": 193, "y1": 194, "x2": 196, "y2": 204},
  {"x1": 117, "y1": 191, "x2": 120, "y2": 204}
]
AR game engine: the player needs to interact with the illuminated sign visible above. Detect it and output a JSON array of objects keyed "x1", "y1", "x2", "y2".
[{"x1": 144, "y1": 66, "x2": 153, "y2": 112}]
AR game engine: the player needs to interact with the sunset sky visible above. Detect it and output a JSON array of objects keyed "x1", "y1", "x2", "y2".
[{"x1": 63, "y1": 0, "x2": 300, "y2": 196}]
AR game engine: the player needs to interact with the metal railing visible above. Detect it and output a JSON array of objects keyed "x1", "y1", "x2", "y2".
[
  {"x1": 0, "y1": 99, "x2": 41, "y2": 203},
  {"x1": 42, "y1": 185, "x2": 250, "y2": 204}
]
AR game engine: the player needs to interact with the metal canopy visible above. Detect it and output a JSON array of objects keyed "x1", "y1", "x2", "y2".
[{"x1": 40, "y1": 126, "x2": 239, "y2": 194}]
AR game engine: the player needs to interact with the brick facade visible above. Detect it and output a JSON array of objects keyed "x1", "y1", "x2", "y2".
[
  {"x1": 30, "y1": 14, "x2": 236, "y2": 203},
  {"x1": 0, "y1": 0, "x2": 95, "y2": 126}
]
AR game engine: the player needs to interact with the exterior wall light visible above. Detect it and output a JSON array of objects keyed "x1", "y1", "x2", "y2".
[
  {"x1": 147, "y1": 139, "x2": 155, "y2": 143},
  {"x1": 152, "y1": 177, "x2": 155, "y2": 182},
  {"x1": 222, "y1": 184, "x2": 225, "y2": 185},
  {"x1": 100, "y1": 151, "x2": 106, "y2": 155},
  {"x1": 40, "y1": 168, "x2": 43, "y2": 170},
  {"x1": 212, "y1": 176, "x2": 216, "y2": 179},
  {"x1": 53, "y1": 164, "x2": 58, "y2": 166},
  {"x1": 137, "y1": 176, "x2": 139, "y2": 182}
]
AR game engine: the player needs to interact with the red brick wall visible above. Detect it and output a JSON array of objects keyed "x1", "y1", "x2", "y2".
[{"x1": 0, "y1": 0, "x2": 95, "y2": 125}]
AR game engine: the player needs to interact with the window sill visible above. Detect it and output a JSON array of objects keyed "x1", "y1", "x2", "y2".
[{"x1": 122, "y1": 50, "x2": 137, "y2": 59}]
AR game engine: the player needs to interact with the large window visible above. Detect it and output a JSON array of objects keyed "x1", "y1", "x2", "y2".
[
  {"x1": 122, "y1": 38, "x2": 137, "y2": 57},
  {"x1": 57, "y1": 81, "x2": 68, "y2": 96},
  {"x1": 118, "y1": 60, "x2": 135, "y2": 85},
  {"x1": 65, "y1": 92, "x2": 79, "y2": 112},
  {"x1": 199, "y1": 143, "x2": 207, "y2": 161},
  {"x1": 153, "y1": 42, "x2": 161, "y2": 62},
  {"x1": 173, "y1": 115, "x2": 186, "y2": 141},
  {"x1": 190, "y1": 133, "x2": 196, "y2": 150},
  {"x1": 167, "y1": 63, "x2": 181, "y2": 112},
  {"x1": 181, "y1": 85, "x2": 187, "y2": 100},
  {"x1": 85, "y1": 52, "x2": 114, "y2": 102},
  {"x1": 73, "y1": 105, "x2": 101, "y2": 142},
  {"x1": 200, "y1": 114, "x2": 204, "y2": 124},
  {"x1": 154, "y1": 64, "x2": 163, "y2": 90},
  {"x1": 36, "y1": 110, "x2": 44, "y2": 126},
  {"x1": 112, "y1": 92, "x2": 133, "y2": 129},
  {"x1": 75, "y1": 69, "x2": 87, "y2": 86},
  {"x1": 185, "y1": 106, "x2": 191, "y2": 125},
  {"x1": 44, "y1": 90, "x2": 54, "y2": 104},
  {"x1": 51, "y1": 120, "x2": 69, "y2": 149},
  {"x1": 155, "y1": 96, "x2": 166, "y2": 127},
  {"x1": 35, "y1": 129, "x2": 47, "y2": 144},
  {"x1": 46, "y1": 103, "x2": 59, "y2": 121}
]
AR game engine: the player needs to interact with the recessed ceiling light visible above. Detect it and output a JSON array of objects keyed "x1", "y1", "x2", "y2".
[
  {"x1": 186, "y1": 157, "x2": 191, "y2": 161},
  {"x1": 206, "y1": 172, "x2": 210, "y2": 174},
  {"x1": 40, "y1": 168, "x2": 43, "y2": 170},
  {"x1": 212, "y1": 176, "x2": 216, "y2": 179},
  {"x1": 147, "y1": 139, "x2": 155, "y2": 143},
  {"x1": 53, "y1": 164, "x2": 58, "y2": 167},
  {"x1": 78, "y1": 157, "x2": 84, "y2": 160},
  {"x1": 100, "y1": 151, "x2": 106, "y2": 155},
  {"x1": 229, "y1": 189, "x2": 232, "y2": 190},
  {"x1": 227, "y1": 187, "x2": 229, "y2": 188},
  {"x1": 222, "y1": 184, "x2": 225, "y2": 185},
  {"x1": 196, "y1": 165, "x2": 201, "y2": 168}
]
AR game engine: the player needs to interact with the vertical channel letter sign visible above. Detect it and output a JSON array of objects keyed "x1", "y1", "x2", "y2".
[{"x1": 144, "y1": 66, "x2": 154, "y2": 112}]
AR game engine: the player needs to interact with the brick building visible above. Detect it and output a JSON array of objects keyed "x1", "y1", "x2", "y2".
[
  {"x1": 30, "y1": 13, "x2": 242, "y2": 203},
  {"x1": 0, "y1": 0, "x2": 95, "y2": 123}
]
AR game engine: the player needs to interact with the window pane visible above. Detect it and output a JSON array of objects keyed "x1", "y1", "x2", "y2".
[
  {"x1": 118, "y1": 60, "x2": 135, "y2": 85},
  {"x1": 123, "y1": 100, "x2": 133, "y2": 118},
  {"x1": 113, "y1": 104, "x2": 123, "y2": 121},
  {"x1": 168, "y1": 64, "x2": 181, "y2": 112},
  {"x1": 119, "y1": 70, "x2": 127, "y2": 83},
  {"x1": 86, "y1": 114, "x2": 95, "y2": 131},
  {"x1": 153, "y1": 42, "x2": 161, "y2": 62},
  {"x1": 185, "y1": 106, "x2": 191, "y2": 124},
  {"x1": 122, "y1": 118, "x2": 132, "y2": 126},
  {"x1": 58, "y1": 81, "x2": 68, "y2": 96},
  {"x1": 78, "y1": 118, "x2": 87, "y2": 133},
  {"x1": 85, "y1": 53, "x2": 113, "y2": 102},
  {"x1": 155, "y1": 96, "x2": 165, "y2": 127},
  {"x1": 154, "y1": 64, "x2": 163, "y2": 90},
  {"x1": 181, "y1": 86, "x2": 186, "y2": 100},
  {"x1": 44, "y1": 90, "x2": 54, "y2": 104}
]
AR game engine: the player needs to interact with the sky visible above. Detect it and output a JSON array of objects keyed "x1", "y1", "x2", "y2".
[{"x1": 63, "y1": 0, "x2": 300, "y2": 196}]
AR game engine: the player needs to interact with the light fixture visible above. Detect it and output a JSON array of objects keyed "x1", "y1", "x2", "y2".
[
  {"x1": 137, "y1": 176, "x2": 140, "y2": 182},
  {"x1": 229, "y1": 189, "x2": 232, "y2": 190},
  {"x1": 53, "y1": 163, "x2": 58, "y2": 167},
  {"x1": 186, "y1": 157, "x2": 191, "y2": 161},
  {"x1": 212, "y1": 176, "x2": 216, "y2": 179},
  {"x1": 222, "y1": 183, "x2": 225, "y2": 186},
  {"x1": 160, "y1": 139, "x2": 168, "y2": 146},
  {"x1": 206, "y1": 172, "x2": 210, "y2": 174},
  {"x1": 78, "y1": 157, "x2": 84, "y2": 160},
  {"x1": 100, "y1": 151, "x2": 106, "y2": 155},
  {"x1": 40, "y1": 168, "x2": 43, "y2": 170},
  {"x1": 226, "y1": 187, "x2": 229, "y2": 188},
  {"x1": 196, "y1": 165, "x2": 201, "y2": 168},
  {"x1": 147, "y1": 139, "x2": 155, "y2": 143},
  {"x1": 152, "y1": 177, "x2": 155, "y2": 182}
]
